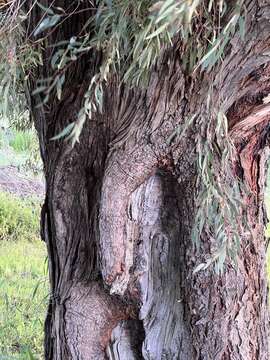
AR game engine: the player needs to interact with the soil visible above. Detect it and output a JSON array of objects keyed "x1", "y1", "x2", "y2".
[{"x1": 0, "y1": 165, "x2": 45, "y2": 198}]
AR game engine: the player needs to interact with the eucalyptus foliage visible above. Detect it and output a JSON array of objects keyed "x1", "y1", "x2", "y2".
[
  {"x1": 0, "y1": 1, "x2": 42, "y2": 125},
  {"x1": 0, "y1": 0, "x2": 244, "y2": 136}
]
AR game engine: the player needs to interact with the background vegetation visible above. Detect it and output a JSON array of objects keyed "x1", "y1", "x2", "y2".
[
  {"x1": 0, "y1": 235, "x2": 48, "y2": 359},
  {"x1": 0, "y1": 118, "x2": 42, "y2": 175},
  {"x1": 0, "y1": 119, "x2": 47, "y2": 360}
]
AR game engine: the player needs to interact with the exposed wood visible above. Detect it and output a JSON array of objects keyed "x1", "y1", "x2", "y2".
[
  {"x1": 133, "y1": 173, "x2": 193, "y2": 359},
  {"x1": 231, "y1": 104, "x2": 270, "y2": 140}
]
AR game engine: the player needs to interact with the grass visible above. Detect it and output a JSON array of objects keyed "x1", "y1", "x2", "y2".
[
  {"x1": 0, "y1": 192, "x2": 48, "y2": 360},
  {"x1": 9, "y1": 131, "x2": 34, "y2": 154},
  {"x1": 0, "y1": 240, "x2": 48, "y2": 360},
  {"x1": 0, "y1": 126, "x2": 42, "y2": 176},
  {"x1": 0, "y1": 192, "x2": 40, "y2": 243}
]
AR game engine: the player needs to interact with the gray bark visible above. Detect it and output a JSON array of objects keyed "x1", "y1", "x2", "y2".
[{"x1": 24, "y1": 0, "x2": 270, "y2": 359}]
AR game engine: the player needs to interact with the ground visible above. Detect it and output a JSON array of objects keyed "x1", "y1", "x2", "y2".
[{"x1": 0, "y1": 165, "x2": 44, "y2": 198}]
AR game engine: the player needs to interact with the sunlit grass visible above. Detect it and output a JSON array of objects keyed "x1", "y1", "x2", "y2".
[
  {"x1": 0, "y1": 192, "x2": 40, "y2": 243},
  {"x1": 0, "y1": 239, "x2": 48, "y2": 359},
  {"x1": 0, "y1": 127, "x2": 42, "y2": 176},
  {"x1": 9, "y1": 131, "x2": 34, "y2": 154},
  {"x1": 0, "y1": 191, "x2": 48, "y2": 359}
]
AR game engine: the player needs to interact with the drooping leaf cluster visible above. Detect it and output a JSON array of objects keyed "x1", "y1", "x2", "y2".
[
  {"x1": 23, "y1": 0, "x2": 244, "y2": 143},
  {"x1": 0, "y1": 0, "x2": 245, "y2": 131},
  {"x1": 193, "y1": 102, "x2": 245, "y2": 274},
  {"x1": 0, "y1": 0, "x2": 42, "y2": 126}
]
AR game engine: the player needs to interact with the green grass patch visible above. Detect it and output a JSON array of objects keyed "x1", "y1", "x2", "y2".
[
  {"x1": 0, "y1": 192, "x2": 40, "y2": 243},
  {"x1": 9, "y1": 131, "x2": 34, "y2": 154},
  {"x1": 0, "y1": 191, "x2": 48, "y2": 359},
  {"x1": 0, "y1": 127, "x2": 42, "y2": 176},
  {"x1": 0, "y1": 239, "x2": 48, "y2": 359}
]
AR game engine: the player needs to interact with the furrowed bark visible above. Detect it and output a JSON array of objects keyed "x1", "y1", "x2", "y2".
[{"x1": 24, "y1": 0, "x2": 270, "y2": 359}]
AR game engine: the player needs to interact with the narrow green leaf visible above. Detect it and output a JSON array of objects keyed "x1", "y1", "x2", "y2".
[
  {"x1": 146, "y1": 23, "x2": 168, "y2": 40},
  {"x1": 34, "y1": 15, "x2": 62, "y2": 36},
  {"x1": 50, "y1": 122, "x2": 75, "y2": 141}
]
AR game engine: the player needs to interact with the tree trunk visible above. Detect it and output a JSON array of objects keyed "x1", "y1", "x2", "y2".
[{"x1": 25, "y1": 1, "x2": 270, "y2": 359}]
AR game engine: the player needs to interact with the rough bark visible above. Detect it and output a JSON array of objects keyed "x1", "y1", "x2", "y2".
[{"x1": 24, "y1": 0, "x2": 270, "y2": 359}]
